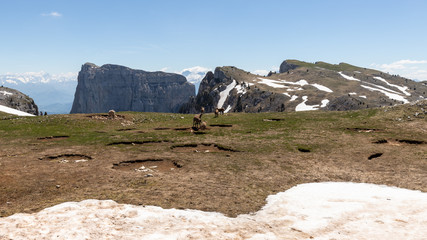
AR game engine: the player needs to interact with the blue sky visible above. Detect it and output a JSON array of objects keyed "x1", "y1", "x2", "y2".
[{"x1": 1, "y1": 0, "x2": 427, "y2": 80}]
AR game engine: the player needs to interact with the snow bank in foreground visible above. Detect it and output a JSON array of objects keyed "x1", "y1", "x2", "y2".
[
  {"x1": 0, "y1": 104, "x2": 34, "y2": 116},
  {"x1": 1, "y1": 182, "x2": 425, "y2": 240}
]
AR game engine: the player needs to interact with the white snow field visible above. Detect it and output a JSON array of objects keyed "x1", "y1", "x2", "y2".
[
  {"x1": 1, "y1": 182, "x2": 425, "y2": 240},
  {"x1": 0, "y1": 104, "x2": 35, "y2": 116}
]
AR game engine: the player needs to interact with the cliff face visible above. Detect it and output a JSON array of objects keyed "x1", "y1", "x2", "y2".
[
  {"x1": 70, "y1": 63, "x2": 195, "y2": 113},
  {"x1": 0, "y1": 86, "x2": 39, "y2": 115},
  {"x1": 180, "y1": 60, "x2": 427, "y2": 113}
]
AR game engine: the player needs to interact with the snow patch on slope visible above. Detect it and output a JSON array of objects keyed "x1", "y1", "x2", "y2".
[
  {"x1": 234, "y1": 83, "x2": 248, "y2": 95},
  {"x1": 320, "y1": 99, "x2": 329, "y2": 107},
  {"x1": 0, "y1": 104, "x2": 35, "y2": 116},
  {"x1": 290, "y1": 95, "x2": 298, "y2": 101},
  {"x1": 295, "y1": 96, "x2": 320, "y2": 111},
  {"x1": 0, "y1": 91, "x2": 13, "y2": 96},
  {"x1": 257, "y1": 78, "x2": 288, "y2": 89},
  {"x1": 373, "y1": 76, "x2": 411, "y2": 96},
  {"x1": 257, "y1": 78, "x2": 333, "y2": 93},
  {"x1": 361, "y1": 85, "x2": 409, "y2": 103},
  {"x1": 224, "y1": 105, "x2": 232, "y2": 113},
  {"x1": 217, "y1": 80, "x2": 237, "y2": 108},
  {"x1": 311, "y1": 83, "x2": 333, "y2": 93},
  {"x1": 338, "y1": 72, "x2": 361, "y2": 81},
  {"x1": 0, "y1": 182, "x2": 425, "y2": 240}
]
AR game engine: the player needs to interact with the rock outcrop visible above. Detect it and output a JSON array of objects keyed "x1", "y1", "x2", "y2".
[
  {"x1": 0, "y1": 86, "x2": 39, "y2": 115},
  {"x1": 180, "y1": 59, "x2": 427, "y2": 113},
  {"x1": 179, "y1": 66, "x2": 288, "y2": 113},
  {"x1": 279, "y1": 60, "x2": 298, "y2": 73},
  {"x1": 70, "y1": 63, "x2": 195, "y2": 114}
]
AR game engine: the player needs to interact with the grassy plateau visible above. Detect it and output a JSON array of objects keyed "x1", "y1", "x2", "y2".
[{"x1": 0, "y1": 101, "x2": 426, "y2": 217}]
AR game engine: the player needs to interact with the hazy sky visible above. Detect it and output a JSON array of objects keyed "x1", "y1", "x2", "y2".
[{"x1": 1, "y1": 0, "x2": 427, "y2": 80}]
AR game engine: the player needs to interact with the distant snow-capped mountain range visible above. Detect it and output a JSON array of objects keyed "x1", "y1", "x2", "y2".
[
  {"x1": 0, "y1": 72, "x2": 78, "y2": 84},
  {"x1": 0, "y1": 72, "x2": 78, "y2": 114},
  {"x1": 0, "y1": 67, "x2": 210, "y2": 114}
]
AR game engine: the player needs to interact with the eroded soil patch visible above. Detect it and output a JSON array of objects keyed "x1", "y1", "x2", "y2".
[
  {"x1": 39, "y1": 154, "x2": 92, "y2": 163},
  {"x1": 154, "y1": 127, "x2": 171, "y2": 130},
  {"x1": 397, "y1": 139, "x2": 425, "y2": 145},
  {"x1": 263, "y1": 118, "x2": 285, "y2": 122},
  {"x1": 373, "y1": 139, "x2": 425, "y2": 145},
  {"x1": 107, "y1": 140, "x2": 169, "y2": 146},
  {"x1": 87, "y1": 114, "x2": 125, "y2": 120},
  {"x1": 37, "y1": 136, "x2": 69, "y2": 141},
  {"x1": 116, "y1": 128, "x2": 136, "y2": 132},
  {"x1": 171, "y1": 143, "x2": 239, "y2": 153},
  {"x1": 174, "y1": 127, "x2": 190, "y2": 131},
  {"x1": 346, "y1": 128, "x2": 381, "y2": 133},
  {"x1": 368, "y1": 153, "x2": 383, "y2": 160},
  {"x1": 297, "y1": 147, "x2": 311, "y2": 153},
  {"x1": 210, "y1": 124, "x2": 233, "y2": 128},
  {"x1": 373, "y1": 139, "x2": 388, "y2": 144},
  {"x1": 112, "y1": 159, "x2": 181, "y2": 173}
]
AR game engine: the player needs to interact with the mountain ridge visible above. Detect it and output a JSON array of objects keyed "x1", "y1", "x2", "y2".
[
  {"x1": 0, "y1": 86, "x2": 39, "y2": 116},
  {"x1": 180, "y1": 59, "x2": 427, "y2": 113}
]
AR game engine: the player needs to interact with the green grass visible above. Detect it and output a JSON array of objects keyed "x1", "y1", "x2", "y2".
[
  {"x1": 286, "y1": 59, "x2": 370, "y2": 72},
  {"x1": 0, "y1": 104, "x2": 424, "y2": 152}
]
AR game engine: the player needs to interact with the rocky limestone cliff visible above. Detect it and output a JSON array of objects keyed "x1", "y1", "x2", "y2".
[
  {"x1": 180, "y1": 60, "x2": 427, "y2": 113},
  {"x1": 180, "y1": 66, "x2": 289, "y2": 113},
  {"x1": 71, "y1": 63, "x2": 195, "y2": 113},
  {"x1": 0, "y1": 86, "x2": 39, "y2": 115}
]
